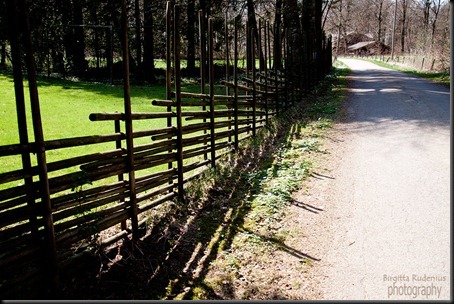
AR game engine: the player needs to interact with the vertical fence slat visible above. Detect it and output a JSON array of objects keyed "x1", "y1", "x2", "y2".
[
  {"x1": 115, "y1": 118, "x2": 127, "y2": 231},
  {"x1": 173, "y1": 5, "x2": 185, "y2": 199},
  {"x1": 283, "y1": 30, "x2": 288, "y2": 111},
  {"x1": 257, "y1": 20, "x2": 263, "y2": 123},
  {"x1": 258, "y1": 20, "x2": 262, "y2": 74},
  {"x1": 267, "y1": 22, "x2": 272, "y2": 71},
  {"x1": 6, "y1": 0, "x2": 38, "y2": 237},
  {"x1": 250, "y1": 27, "x2": 257, "y2": 137},
  {"x1": 17, "y1": 0, "x2": 58, "y2": 286},
  {"x1": 208, "y1": 18, "x2": 216, "y2": 168},
  {"x1": 166, "y1": 2, "x2": 174, "y2": 175},
  {"x1": 245, "y1": 20, "x2": 250, "y2": 133},
  {"x1": 121, "y1": 0, "x2": 139, "y2": 239},
  {"x1": 225, "y1": 15, "x2": 231, "y2": 96},
  {"x1": 199, "y1": 9, "x2": 208, "y2": 161},
  {"x1": 225, "y1": 14, "x2": 232, "y2": 143},
  {"x1": 274, "y1": 22, "x2": 279, "y2": 117},
  {"x1": 233, "y1": 15, "x2": 239, "y2": 150},
  {"x1": 263, "y1": 21, "x2": 269, "y2": 125}
]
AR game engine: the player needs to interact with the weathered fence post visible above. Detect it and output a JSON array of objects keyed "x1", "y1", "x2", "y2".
[
  {"x1": 225, "y1": 14, "x2": 232, "y2": 144},
  {"x1": 121, "y1": 0, "x2": 139, "y2": 239},
  {"x1": 251, "y1": 27, "x2": 257, "y2": 137},
  {"x1": 208, "y1": 18, "x2": 216, "y2": 168},
  {"x1": 258, "y1": 20, "x2": 264, "y2": 123},
  {"x1": 233, "y1": 15, "x2": 239, "y2": 150},
  {"x1": 114, "y1": 118, "x2": 126, "y2": 231},
  {"x1": 274, "y1": 23, "x2": 279, "y2": 117},
  {"x1": 245, "y1": 20, "x2": 251, "y2": 134},
  {"x1": 6, "y1": 0, "x2": 38, "y2": 237},
  {"x1": 263, "y1": 20, "x2": 269, "y2": 125},
  {"x1": 283, "y1": 30, "x2": 288, "y2": 111},
  {"x1": 16, "y1": 0, "x2": 58, "y2": 286},
  {"x1": 199, "y1": 10, "x2": 208, "y2": 161},
  {"x1": 173, "y1": 5, "x2": 185, "y2": 200},
  {"x1": 166, "y1": 2, "x2": 174, "y2": 176}
]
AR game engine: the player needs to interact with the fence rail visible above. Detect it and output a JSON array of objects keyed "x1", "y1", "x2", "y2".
[{"x1": 0, "y1": 1, "x2": 332, "y2": 295}]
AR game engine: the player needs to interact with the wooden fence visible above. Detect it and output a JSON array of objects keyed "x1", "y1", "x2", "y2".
[{"x1": 0, "y1": 1, "x2": 332, "y2": 295}]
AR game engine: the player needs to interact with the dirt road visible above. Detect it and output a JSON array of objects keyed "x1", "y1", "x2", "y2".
[{"x1": 304, "y1": 59, "x2": 450, "y2": 300}]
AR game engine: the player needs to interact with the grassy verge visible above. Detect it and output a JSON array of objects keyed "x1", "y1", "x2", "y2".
[{"x1": 359, "y1": 58, "x2": 450, "y2": 87}]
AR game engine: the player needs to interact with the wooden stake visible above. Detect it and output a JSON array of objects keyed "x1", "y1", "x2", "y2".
[
  {"x1": 17, "y1": 0, "x2": 58, "y2": 287},
  {"x1": 166, "y1": 2, "x2": 174, "y2": 175},
  {"x1": 5, "y1": 0, "x2": 38, "y2": 236},
  {"x1": 114, "y1": 119, "x2": 126, "y2": 231},
  {"x1": 121, "y1": 0, "x2": 139, "y2": 239},
  {"x1": 233, "y1": 15, "x2": 239, "y2": 150},
  {"x1": 174, "y1": 5, "x2": 185, "y2": 200},
  {"x1": 199, "y1": 10, "x2": 208, "y2": 161},
  {"x1": 208, "y1": 18, "x2": 216, "y2": 168},
  {"x1": 263, "y1": 21, "x2": 269, "y2": 125},
  {"x1": 251, "y1": 27, "x2": 257, "y2": 136}
]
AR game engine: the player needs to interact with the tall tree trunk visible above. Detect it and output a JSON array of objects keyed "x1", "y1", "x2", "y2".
[
  {"x1": 187, "y1": 0, "x2": 196, "y2": 75},
  {"x1": 88, "y1": 3, "x2": 101, "y2": 69},
  {"x1": 377, "y1": 0, "x2": 383, "y2": 43},
  {"x1": 430, "y1": 0, "x2": 442, "y2": 49},
  {"x1": 284, "y1": 0, "x2": 301, "y2": 73},
  {"x1": 322, "y1": 0, "x2": 334, "y2": 31},
  {"x1": 246, "y1": 0, "x2": 265, "y2": 71},
  {"x1": 314, "y1": 0, "x2": 323, "y2": 80},
  {"x1": 423, "y1": 0, "x2": 431, "y2": 30},
  {"x1": 143, "y1": 0, "x2": 155, "y2": 81},
  {"x1": 1, "y1": 41, "x2": 6, "y2": 66},
  {"x1": 106, "y1": 0, "x2": 136, "y2": 73},
  {"x1": 72, "y1": 0, "x2": 87, "y2": 75},
  {"x1": 200, "y1": 0, "x2": 210, "y2": 18},
  {"x1": 336, "y1": 0, "x2": 343, "y2": 56},
  {"x1": 134, "y1": 0, "x2": 142, "y2": 66},
  {"x1": 400, "y1": 0, "x2": 407, "y2": 53}
]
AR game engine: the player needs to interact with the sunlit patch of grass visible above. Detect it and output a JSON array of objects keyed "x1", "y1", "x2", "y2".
[{"x1": 0, "y1": 73, "x2": 226, "y2": 190}]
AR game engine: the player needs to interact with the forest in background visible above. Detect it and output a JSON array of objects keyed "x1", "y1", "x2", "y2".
[
  {"x1": 0, "y1": 0, "x2": 308, "y2": 81},
  {"x1": 324, "y1": 0, "x2": 450, "y2": 65},
  {"x1": 0, "y1": 0, "x2": 450, "y2": 81}
]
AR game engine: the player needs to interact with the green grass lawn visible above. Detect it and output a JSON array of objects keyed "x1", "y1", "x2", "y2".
[
  {"x1": 1, "y1": 74, "x2": 165, "y2": 143},
  {"x1": 1, "y1": 74, "x2": 166, "y2": 174},
  {"x1": 0, "y1": 72, "x2": 232, "y2": 187}
]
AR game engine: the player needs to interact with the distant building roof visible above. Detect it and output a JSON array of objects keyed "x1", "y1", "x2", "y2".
[{"x1": 348, "y1": 41, "x2": 376, "y2": 51}]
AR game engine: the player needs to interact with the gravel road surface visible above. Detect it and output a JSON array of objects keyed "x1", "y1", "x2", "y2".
[{"x1": 317, "y1": 59, "x2": 450, "y2": 300}]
